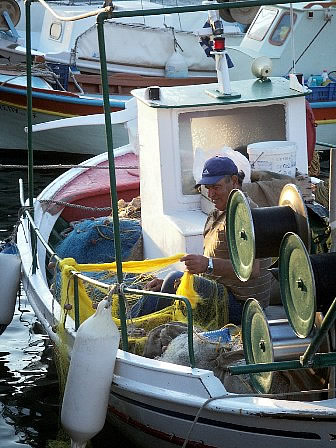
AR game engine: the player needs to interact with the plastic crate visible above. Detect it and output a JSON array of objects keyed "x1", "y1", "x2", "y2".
[
  {"x1": 305, "y1": 82, "x2": 336, "y2": 102},
  {"x1": 47, "y1": 62, "x2": 69, "y2": 90}
]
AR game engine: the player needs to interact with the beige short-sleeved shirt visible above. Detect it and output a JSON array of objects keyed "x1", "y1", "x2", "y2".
[{"x1": 203, "y1": 200, "x2": 272, "y2": 309}]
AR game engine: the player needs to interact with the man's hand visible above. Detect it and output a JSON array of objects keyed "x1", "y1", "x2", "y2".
[
  {"x1": 180, "y1": 254, "x2": 209, "y2": 274},
  {"x1": 144, "y1": 278, "x2": 164, "y2": 292}
]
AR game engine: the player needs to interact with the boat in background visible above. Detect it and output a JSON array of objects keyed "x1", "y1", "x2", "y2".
[
  {"x1": 0, "y1": 70, "x2": 131, "y2": 154},
  {"x1": 226, "y1": 1, "x2": 336, "y2": 144},
  {"x1": 0, "y1": 0, "x2": 245, "y2": 92},
  {"x1": 14, "y1": 0, "x2": 336, "y2": 447}
]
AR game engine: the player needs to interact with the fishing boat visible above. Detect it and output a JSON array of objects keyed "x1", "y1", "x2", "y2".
[
  {"x1": 14, "y1": 1, "x2": 336, "y2": 447},
  {"x1": 227, "y1": 1, "x2": 336, "y2": 144},
  {"x1": 0, "y1": 0, "x2": 243, "y2": 154},
  {"x1": 0, "y1": 0, "x2": 243, "y2": 86},
  {"x1": 0, "y1": 71, "x2": 131, "y2": 154}
]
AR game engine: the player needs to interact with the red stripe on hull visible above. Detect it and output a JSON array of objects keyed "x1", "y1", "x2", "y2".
[
  {"x1": 108, "y1": 405, "x2": 217, "y2": 448},
  {"x1": 0, "y1": 88, "x2": 120, "y2": 116},
  {"x1": 313, "y1": 107, "x2": 336, "y2": 121}
]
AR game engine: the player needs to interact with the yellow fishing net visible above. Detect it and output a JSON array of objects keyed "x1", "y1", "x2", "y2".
[{"x1": 56, "y1": 253, "x2": 230, "y2": 355}]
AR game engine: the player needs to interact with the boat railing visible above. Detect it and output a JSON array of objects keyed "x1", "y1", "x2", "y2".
[
  {"x1": 18, "y1": 180, "x2": 196, "y2": 365},
  {"x1": 21, "y1": 0, "x2": 330, "y2": 375},
  {"x1": 229, "y1": 298, "x2": 336, "y2": 375}
]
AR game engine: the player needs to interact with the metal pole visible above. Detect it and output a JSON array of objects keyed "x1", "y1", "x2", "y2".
[
  {"x1": 109, "y1": 0, "x2": 314, "y2": 19},
  {"x1": 33, "y1": 0, "x2": 309, "y2": 23},
  {"x1": 97, "y1": 12, "x2": 128, "y2": 351},
  {"x1": 25, "y1": 0, "x2": 37, "y2": 274},
  {"x1": 229, "y1": 351, "x2": 336, "y2": 375},
  {"x1": 329, "y1": 147, "x2": 336, "y2": 252},
  {"x1": 301, "y1": 298, "x2": 336, "y2": 366},
  {"x1": 74, "y1": 276, "x2": 80, "y2": 331},
  {"x1": 124, "y1": 287, "x2": 196, "y2": 368}
]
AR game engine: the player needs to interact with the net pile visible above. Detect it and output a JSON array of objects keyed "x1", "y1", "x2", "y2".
[{"x1": 56, "y1": 217, "x2": 142, "y2": 264}]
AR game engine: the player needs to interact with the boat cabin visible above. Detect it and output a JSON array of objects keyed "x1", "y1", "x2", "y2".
[
  {"x1": 132, "y1": 77, "x2": 308, "y2": 260},
  {"x1": 228, "y1": 2, "x2": 336, "y2": 80}
]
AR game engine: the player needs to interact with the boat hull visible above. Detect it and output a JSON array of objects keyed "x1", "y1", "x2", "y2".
[
  {"x1": 0, "y1": 80, "x2": 129, "y2": 154},
  {"x1": 311, "y1": 103, "x2": 336, "y2": 146},
  {"x1": 17, "y1": 243, "x2": 336, "y2": 448},
  {"x1": 16, "y1": 175, "x2": 336, "y2": 448},
  {"x1": 107, "y1": 392, "x2": 336, "y2": 448},
  {"x1": 0, "y1": 105, "x2": 128, "y2": 154}
]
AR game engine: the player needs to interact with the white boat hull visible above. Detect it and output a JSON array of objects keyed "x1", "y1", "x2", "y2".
[
  {"x1": 0, "y1": 106, "x2": 128, "y2": 154},
  {"x1": 16, "y1": 167, "x2": 336, "y2": 448}
]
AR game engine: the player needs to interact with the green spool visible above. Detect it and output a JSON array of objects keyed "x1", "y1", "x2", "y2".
[
  {"x1": 278, "y1": 184, "x2": 311, "y2": 253},
  {"x1": 242, "y1": 299, "x2": 274, "y2": 394},
  {"x1": 279, "y1": 232, "x2": 316, "y2": 338},
  {"x1": 226, "y1": 184, "x2": 310, "y2": 282},
  {"x1": 226, "y1": 189, "x2": 255, "y2": 282}
]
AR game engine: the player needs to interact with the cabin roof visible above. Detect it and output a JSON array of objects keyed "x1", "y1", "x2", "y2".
[{"x1": 131, "y1": 77, "x2": 307, "y2": 109}]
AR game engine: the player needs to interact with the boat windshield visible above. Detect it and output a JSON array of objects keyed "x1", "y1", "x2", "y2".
[
  {"x1": 247, "y1": 7, "x2": 278, "y2": 41},
  {"x1": 178, "y1": 105, "x2": 286, "y2": 196},
  {"x1": 269, "y1": 12, "x2": 297, "y2": 46}
]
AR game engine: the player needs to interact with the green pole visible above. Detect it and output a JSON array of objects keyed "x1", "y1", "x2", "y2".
[
  {"x1": 229, "y1": 352, "x2": 336, "y2": 375},
  {"x1": 301, "y1": 298, "x2": 336, "y2": 367},
  {"x1": 96, "y1": 12, "x2": 128, "y2": 351},
  {"x1": 74, "y1": 276, "x2": 80, "y2": 331},
  {"x1": 109, "y1": 0, "x2": 314, "y2": 19},
  {"x1": 25, "y1": 0, "x2": 37, "y2": 274},
  {"x1": 124, "y1": 287, "x2": 196, "y2": 368}
]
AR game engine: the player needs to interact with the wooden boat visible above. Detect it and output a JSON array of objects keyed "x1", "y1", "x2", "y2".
[
  {"x1": 0, "y1": 71, "x2": 131, "y2": 154},
  {"x1": 14, "y1": 1, "x2": 336, "y2": 447},
  {"x1": 0, "y1": 0, "x2": 242, "y2": 85},
  {"x1": 16, "y1": 77, "x2": 336, "y2": 448},
  {"x1": 227, "y1": 1, "x2": 336, "y2": 144}
]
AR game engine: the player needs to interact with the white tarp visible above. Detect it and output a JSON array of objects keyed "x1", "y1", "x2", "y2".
[{"x1": 75, "y1": 21, "x2": 216, "y2": 73}]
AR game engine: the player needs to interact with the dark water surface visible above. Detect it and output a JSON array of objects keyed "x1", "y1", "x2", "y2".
[{"x1": 0, "y1": 150, "x2": 133, "y2": 447}]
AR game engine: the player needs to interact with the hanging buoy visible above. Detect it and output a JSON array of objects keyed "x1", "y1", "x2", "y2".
[
  {"x1": 165, "y1": 50, "x2": 189, "y2": 78},
  {"x1": 61, "y1": 299, "x2": 120, "y2": 448},
  {"x1": 0, "y1": 243, "x2": 21, "y2": 335}
]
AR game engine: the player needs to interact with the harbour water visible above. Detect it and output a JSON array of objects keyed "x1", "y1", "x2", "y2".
[{"x1": 0, "y1": 150, "x2": 133, "y2": 447}]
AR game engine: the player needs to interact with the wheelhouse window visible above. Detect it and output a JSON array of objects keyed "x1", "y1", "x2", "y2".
[
  {"x1": 269, "y1": 12, "x2": 297, "y2": 45},
  {"x1": 178, "y1": 105, "x2": 286, "y2": 196},
  {"x1": 49, "y1": 22, "x2": 63, "y2": 41},
  {"x1": 247, "y1": 7, "x2": 278, "y2": 41}
]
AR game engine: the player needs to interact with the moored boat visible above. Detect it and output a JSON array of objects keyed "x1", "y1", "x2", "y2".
[
  {"x1": 14, "y1": 1, "x2": 336, "y2": 447},
  {"x1": 0, "y1": 70, "x2": 131, "y2": 154}
]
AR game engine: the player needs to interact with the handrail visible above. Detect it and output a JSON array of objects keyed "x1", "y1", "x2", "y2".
[
  {"x1": 32, "y1": 0, "x2": 325, "y2": 22},
  {"x1": 22, "y1": 0, "x2": 329, "y2": 373},
  {"x1": 36, "y1": 0, "x2": 113, "y2": 21},
  {"x1": 19, "y1": 180, "x2": 195, "y2": 365},
  {"x1": 123, "y1": 286, "x2": 195, "y2": 368},
  {"x1": 19, "y1": 179, "x2": 60, "y2": 261}
]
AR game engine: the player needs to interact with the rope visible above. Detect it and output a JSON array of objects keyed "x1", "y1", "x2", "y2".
[
  {"x1": 286, "y1": 19, "x2": 331, "y2": 74},
  {"x1": 308, "y1": 150, "x2": 320, "y2": 177},
  {"x1": 0, "y1": 63, "x2": 64, "y2": 86},
  {"x1": 314, "y1": 179, "x2": 329, "y2": 209},
  {"x1": 38, "y1": 199, "x2": 113, "y2": 212},
  {"x1": 69, "y1": 67, "x2": 84, "y2": 94},
  {"x1": 0, "y1": 164, "x2": 138, "y2": 170},
  {"x1": 181, "y1": 387, "x2": 336, "y2": 448}
]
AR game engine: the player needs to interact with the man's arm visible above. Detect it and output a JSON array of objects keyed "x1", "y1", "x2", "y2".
[{"x1": 180, "y1": 254, "x2": 260, "y2": 280}]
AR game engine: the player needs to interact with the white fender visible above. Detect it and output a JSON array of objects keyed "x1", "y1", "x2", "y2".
[
  {"x1": 61, "y1": 299, "x2": 120, "y2": 448},
  {"x1": 165, "y1": 50, "x2": 189, "y2": 78},
  {"x1": 0, "y1": 251, "x2": 21, "y2": 334}
]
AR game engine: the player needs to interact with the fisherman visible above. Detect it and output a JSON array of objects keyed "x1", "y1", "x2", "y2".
[{"x1": 131, "y1": 156, "x2": 272, "y2": 324}]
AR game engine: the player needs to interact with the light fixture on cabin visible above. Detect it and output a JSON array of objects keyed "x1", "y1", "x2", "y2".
[
  {"x1": 251, "y1": 56, "x2": 272, "y2": 81},
  {"x1": 203, "y1": 0, "x2": 241, "y2": 99}
]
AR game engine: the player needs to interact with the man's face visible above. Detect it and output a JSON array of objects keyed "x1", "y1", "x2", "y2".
[{"x1": 204, "y1": 175, "x2": 239, "y2": 211}]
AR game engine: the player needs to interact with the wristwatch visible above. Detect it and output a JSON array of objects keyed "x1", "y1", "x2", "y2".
[{"x1": 205, "y1": 257, "x2": 214, "y2": 274}]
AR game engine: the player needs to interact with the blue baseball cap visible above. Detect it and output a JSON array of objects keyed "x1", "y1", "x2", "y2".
[{"x1": 196, "y1": 156, "x2": 238, "y2": 187}]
